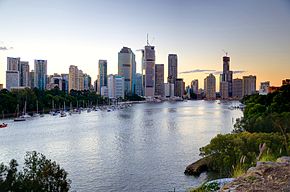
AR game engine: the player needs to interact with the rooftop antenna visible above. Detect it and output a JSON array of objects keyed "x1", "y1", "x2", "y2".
[
  {"x1": 146, "y1": 33, "x2": 150, "y2": 46},
  {"x1": 222, "y1": 49, "x2": 228, "y2": 56}
]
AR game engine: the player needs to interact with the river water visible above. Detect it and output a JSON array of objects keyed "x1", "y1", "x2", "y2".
[{"x1": 0, "y1": 100, "x2": 242, "y2": 192}]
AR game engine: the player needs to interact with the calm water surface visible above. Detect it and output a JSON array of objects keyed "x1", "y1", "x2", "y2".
[{"x1": 0, "y1": 100, "x2": 242, "y2": 192}]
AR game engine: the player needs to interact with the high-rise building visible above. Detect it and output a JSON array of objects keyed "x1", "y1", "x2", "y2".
[
  {"x1": 243, "y1": 75, "x2": 256, "y2": 96},
  {"x1": 83, "y1": 74, "x2": 92, "y2": 90},
  {"x1": 78, "y1": 70, "x2": 84, "y2": 91},
  {"x1": 29, "y1": 70, "x2": 35, "y2": 88},
  {"x1": 144, "y1": 46, "x2": 155, "y2": 97},
  {"x1": 204, "y1": 73, "x2": 216, "y2": 99},
  {"x1": 282, "y1": 79, "x2": 290, "y2": 85},
  {"x1": 176, "y1": 78, "x2": 185, "y2": 97},
  {"x1": 6, "y1": 71, "x2": 19, "y2": 90},
  {"x1": 168, "y1": 54, "x2": 178, "y2": 96},
  {"x1": 220, "y1": 55, "x2": 233, "y2": 97},
  {"x1": 191, "y1": 79, "x2": 198, "y2": 94},
  {"x1": 259, "y1": 81, "x2": 270, "y2": 95},
  {"x1": 34, "y1": 60, "x2": 47, "y2": 90},
  {"x1": 220, "y1": 81, "x2": 229, "y2": 99},
  {"x1": 118, "y1": 47, "x2": 136, "y2": 95},
  {"x1": 61, "y1": 74, "x2": 69, "y2": 93},
  {"x1": 232, "y1": 78, "x2": 243, "y2": 99},
  {"x1": 20, "y1": 61, "x2": 30, "y2": 87},
  {"x1": 155, "y1": 64, "x2": 164, "y2": 96},
  {"x1": 7, "y1": 57, "x2": 20, "y2": 71},
  {"x1": 164, "y1": 83, "x2": 174, "y2": 98},
  {"x1": 135, "y1": 73, "x2": 143, "y2": 96},
  {"x1": 47, "y1": 73, "x2": 62, "y2": 90},
  {"x1": 98, "y1": 60, "x2": 107, "y2": 94},
  {"x1": 108, "y1": 74, "x2": 125, "y2": 99},
  {"x1": 69, "y1": 65, "x2": 79, "y2": 91}
]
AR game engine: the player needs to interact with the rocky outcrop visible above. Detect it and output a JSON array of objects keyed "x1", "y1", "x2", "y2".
[
  {"x1": 184, "y1": 156, "x2": 212, "y2": 176},
  {"x1": 221, "y1": 156, "x2": 290, "y2": 191}
]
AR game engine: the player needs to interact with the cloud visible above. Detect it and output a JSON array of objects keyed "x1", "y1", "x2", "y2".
[
  {"x1": 0, "y1": 46, "x2": 9, "y2": 51},
  {"x1": 233, "y1": 70, "x2": 246, "y2": 74},
  {"x1": 179, "y1": 69, "x2": 216, "y2": 74}
]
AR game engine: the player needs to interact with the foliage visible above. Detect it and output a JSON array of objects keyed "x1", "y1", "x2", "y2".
[
  {"x1": 0, "y1": 151, "x2": 71, "y2": 192},
  {"x1": 199, "y1": 132, "x2": 288, "y2": 177},
  {"x1": 124, "y1": 94, "x2": 145, "y2": 101},
  {"x1": 188, "y1": 181, "x2": 220, "y2": 192}
]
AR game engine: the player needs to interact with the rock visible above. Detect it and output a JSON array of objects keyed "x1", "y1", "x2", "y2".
[
  {"x1": 184, "y1": 156, "x2": 212, "y2": 176},
  {"x1": 221, "y1": 156, "x2": 290, "y2": 191}
]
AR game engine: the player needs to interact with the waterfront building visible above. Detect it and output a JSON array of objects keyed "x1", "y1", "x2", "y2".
[
  {"x1": 101, "y1": 86, "x2": 108, "y2": 97},
  {"x1": 78, "y1": 70, "x2": 84, "y2": 91},
  {"x1": 242, "y1": 75, "x2": 256, "y2": 96},
  {"x1": 135, "y1": 73, "x2": 143, "y2": 96},
  {"x1": 176, "y1": 78, "x2": 185, "y2": 97},
  {"x1": 220, "y1": 81, "x2": 229, "y2": 99},
  {"x1": 168, "y1": 54, "x2": 178, "y2": 96},
  {"x1": 220, "y1": 54, "x2": 233, "y2": 97},
  {"x1": 118, "y1": 47, "x2": 136, "y2": 95},
  {"x1": 232, "y1": 78, "x2": 243, "y2": 99},
  {"x1": 164, "y1": 83, "x2": 174, "y2": 98},
  {"x1": 108, "y1": 74, "x2": 125, "y2": 99},
  {"x1": 7, "y1": 57, "x2": 20, "y2": 71},
  {"x1": 98, "y1": 60, "x2": 107, "y2": 94},
  {"x1": 29, "y1": 70, "x2": 35, "y2": 88},
  {"x1": 6, "y1": 71, "x2": 19, "y2": 90},
  {"x1": 20, "y1": 61, "x2": 30, "y2": 87},
  {"x1": 282, "y1": 79, "x2": 290, "y2": 85},
  {"x1": 259, "y1": 81, "x2": 270, "y2": 95},
  {"x1": 191, "y1": 79, "x2": 198, "y2": 94},
  {"x1": 47, "y1": 73, "x2": 62, "y2": 90},
  {"x1": 155, "y1": 64, "x2": 164, "y2": 97},
  {"x1": 34, "y1": 60, "x2": 47, "y2": 90},
  {"x1": 61, "y1": 74, "x2": 69, "y2": 93},
  {"x1": 144, "y1": 45, "x2": 155, "y2": 97},
  {"x1": 83, "y1": 73, "x2": 92, "y2": 90},
  {"x1": 204, "y1": 73, "x2": 216, "y2": 99},
  {"x1": 69, "y1": 65, "x2": 79, "y2": 91}
]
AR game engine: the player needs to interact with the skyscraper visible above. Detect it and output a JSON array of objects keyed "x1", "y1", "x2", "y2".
[
  {"x1": 34, "y1": 60, "x2": 47, "y2": 90},
  {"x1": 232, "y1": 78, "x2": 243, "y2": 99},
  {"x1": 20, "y1": 61, "x2": 30, "y2": 87},
  {"x1": 7, "y1": 57, "x2": 20, "y2": 71},
  {"x1": 204, "y1": 73, "x2": 216, "y2": 99},
  {"x1": 176, "y1": 78, "x2": 185, "y2": 97},
  {"x1": 69, "y1": 65, "x2": 79, "y2": 91},
  {"x1": 168, "y1": 54, "x2": 178, "y2": 96},
  {"x1": 155, "y1": 64, "x2": 164, "y2": 96},
  {"x1": 118, "y1": 47, "x2": 136, "y2": 96},
  {"x1": 61, "y1": 73, "x2": 69, "y2": 93},
  {"x1": 144, "y1": 46, "x2": 155, "y2": 97},
  {"x1": 259, "y1": 81, "x2": 270, "y2": 95},
  {"x1": 83, "y1": 74, "x2": 92, "y2": 90},
  {"x1": 242, "y1": 75, "x2": 256, "y2": 96},
  {"x1": 29, "y1": 70, "x2": 35, "y2": 88},
  {"x1": 108, "y1": 74, "x2": 125, "y2": 99},
  {"x1": 220, "y1": 55, "x2": 233, "y2": 97},
  {"x1": 98, "y1": 60, "x2": 107, "y2": 94},
  {"x1": 6, "y1": 71, "x2": 19, "y2": 90},
  {"x1": 191, "y1": 79, "x2": 199, "y2": 94},
  {"x1": 78, "y1": 70, "x2": 84, "y2": 91},
  {"x1": 135, "y1": 73, "x2": 143, "y2": 96}
]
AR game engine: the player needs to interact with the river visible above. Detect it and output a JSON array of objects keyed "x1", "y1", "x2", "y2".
[{"x1": 0, "y1": 100, "x2": 243, "y2": 192}]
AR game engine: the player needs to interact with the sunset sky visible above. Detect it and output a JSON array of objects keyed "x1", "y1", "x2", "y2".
[{"x1": 0, "y1": 0, "x2": 289, "y2": 89}]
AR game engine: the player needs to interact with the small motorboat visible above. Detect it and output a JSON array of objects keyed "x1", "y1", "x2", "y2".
[{"x1": 0, "y1": 123, "x2": 7, "y2": 128}]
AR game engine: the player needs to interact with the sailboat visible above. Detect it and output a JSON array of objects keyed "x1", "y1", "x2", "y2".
[
  {"x1": 33, "y1": 100, "x2": 40, "y2": 117},
  {"x1": 50, "y1": 100, "x2": 57, "y2": 116},
  {"x1": 20, "y1": 101, "x2": 31, "y2": 118},
  {"x1": 14, "y1": 104, "x2": 26, "y2": 121},
  {"x1": 0, "y1": 111, "x2": 7, "y2": 128},
  {"x1": 60, "y1": 101, "x2": 67, "y2": 117}
]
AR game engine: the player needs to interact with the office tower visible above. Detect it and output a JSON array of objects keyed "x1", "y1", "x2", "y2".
[
  {"x1": 164, "y1": 83, "x2": 174, "y2": 98},
  {"x1": 7, "y1": 57, "x2": 20, "y2": 71},
  {"x1": 20, "y1": 61, "x2": 30, "y2": 87},
  {"x1": 34, "y1": 60, "x2": 47, "y2": 90},
  {"x1": 204, "y1": 73, "x2": 216, "y2": 99},
  {"x1": 259, "y1": 81, "x2": 270, "y2": 95},
  {"x1": 98, "y1": 60, "x2": 107, "y2": 94},
  {"x1": 61, "y1": 74, "x2": 69, "y2": 93},
  {"x1": 94, "y1": 80, "x2": 98, "y2": 92},
  {"x1": 220, "y1": 81, "x2": 229, "y2": 99},
  {"x1": 6, "y1": 71, "x2": 19, "y2": 90},
  {"x1": 69, "y1": 65, "x2": 79, "y2": 91},
  {"x1": 176, "y1": 78, "x2": 185, "y2": 97},
  {"x1": 168, "y1": 54, "x2": 178, "y2": 96},
  {"x1": 108, "y1": 74, "x2": 125, "y2": 99},
  {"x1": 155, "y1": 64, "x2": 164, "y2": 96},
  {"x1": 135, "y1": 73, "x2": 143, "y2": 96},
  {"x1": 83, "y1": 74, "x2": 92, "y2": 90},
  {"x1": 243, "y1": 75, "x2": 256, "y2": 96},
  {"x1": 118, "y1": 47, "x2": 136, "y2": 95},
  {"x1": 220, "y1": 55, "x2": 233, "y2": 97},
  {"x1": 191, "y1": 79, "x2": 199, "y2": 94},
  {"x1": 144, "y1": 45, "x2": 155, "y2": 97},
  {"x1": 101, "y1": 86, "x2": 108, "y2": 97},
  {"x1": 232, "y1": 78, "x2": 243, "y2": 99},
  {"x1": 78, "y1": 70, "x2": 84, "y2": 91},
  {"x1": 29, "y1": 70, "x2": 35, "y2": 88}
]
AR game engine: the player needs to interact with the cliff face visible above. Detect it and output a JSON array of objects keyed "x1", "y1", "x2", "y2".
[{"x1": 221, "y1": 156, "x2": 290, "y2": 192}]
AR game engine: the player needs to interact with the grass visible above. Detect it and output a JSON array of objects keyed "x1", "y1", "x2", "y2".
[{"x1": 231, "y1": 164, "x2": 246, "y2": 178}]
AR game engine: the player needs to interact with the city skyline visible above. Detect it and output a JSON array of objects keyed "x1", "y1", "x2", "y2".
[{"x1": 0, "y1": 0, "x2": 290, "y2": 88}]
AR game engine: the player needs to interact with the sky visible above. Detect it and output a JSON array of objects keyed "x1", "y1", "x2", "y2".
[{"x1": 0, "y1": 0, "x2": 290, "y2": 89}]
